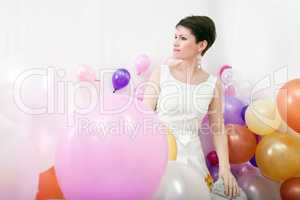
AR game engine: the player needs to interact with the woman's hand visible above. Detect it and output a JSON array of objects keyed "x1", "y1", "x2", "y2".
[{"x1": 218, "y1": 168, "x2": 240, "y2": 198}]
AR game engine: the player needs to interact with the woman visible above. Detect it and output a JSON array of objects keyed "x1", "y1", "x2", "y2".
[{"x1": 143, "y1": 16, "x2": 240, "y2": 199}]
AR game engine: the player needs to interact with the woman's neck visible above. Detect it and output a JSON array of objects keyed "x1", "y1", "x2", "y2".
[{"x1": 177, "y1": 56, "x2": 201, "y2": 76}]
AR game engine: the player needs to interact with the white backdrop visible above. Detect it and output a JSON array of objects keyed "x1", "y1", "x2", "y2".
[
  {"x1": 0, "y1": 0, "x2": 298, "y2": 80},
  {"x1": 0, "y1": 1, "x2": 299, "y2": 198}
]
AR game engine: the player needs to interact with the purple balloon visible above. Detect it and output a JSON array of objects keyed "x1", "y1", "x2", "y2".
[
  {"x1": 240, "y1": 105, "x2": 248, "y2": 122},
  {"x1": 208, "y1": 165, "x2": 219, "y2": 182},
  {"x1": 238, "y1": 174, "x2": 281, "y2": 200},
  {"x1": 112, "y1": 68, "x2": 131, "y2": 92},
  {"x1": 231, "y1": 163, "x2": 259, "y2": 179},
  {"x1": 255, "y1": 135, "x2": 261, "y2": 144},
  {"x1": 250, "y1": 155, "x2": 258, "y2": 167},
  {"x1": 224, "y1": 96, "x2": 246, "y2": 125},
  {"x1": 55, "y1": 94, "x2": 168, "y2": 200}
]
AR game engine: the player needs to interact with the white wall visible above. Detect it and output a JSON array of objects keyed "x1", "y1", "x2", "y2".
[{"x1": 0, "y1": 0, "x2": 299, "y2": 83}]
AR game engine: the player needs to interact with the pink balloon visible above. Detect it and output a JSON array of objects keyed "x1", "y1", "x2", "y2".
[
  {"x1": 77, "y1": 65, "x2": 96, "y2": 81},
  {"x1": 135, "y1": 54, "x2": 150, "y2": 75},
  {"x1": 218, "y1": 65, "x2": 233, "y2": 86},
  {"x1": 224, "y1": 85, "x2": 236, "y2": 96},
  {"x1": 55, "y1": 94, "x2": 168, "y2": 200},
  {"x1": 198, "y1": 115, "x2": 215, "y2": 156}
]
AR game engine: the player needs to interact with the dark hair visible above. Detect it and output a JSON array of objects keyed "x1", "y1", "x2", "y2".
[{"x1": 176, "y1": 15, "x2": 216, "y2": 56}]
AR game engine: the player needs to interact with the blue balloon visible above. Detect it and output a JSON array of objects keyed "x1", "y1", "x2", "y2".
[
  {"x1": 240, "y1": 105, "x2": 248, "y2": 122},
  {"x1": 249, "y1": 155, "x2": 258, "y2": 167}
]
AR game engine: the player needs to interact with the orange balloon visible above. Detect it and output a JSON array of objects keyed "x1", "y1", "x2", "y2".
[
  {"x1": 36, "y1": 166, "x2": 65, "y2": 200},
  {"x1": 277, "y1": 79, "x2": 300, "y2": 134},
  {"x1": 256, "y1": 132, "x2": 300, "y2": 182},
  {"x1": 280, "y1": 177, "x2": 300, "y2": 200},
  {"x1": 226, "y1": 124, "x2": 257, "y2": 164}
]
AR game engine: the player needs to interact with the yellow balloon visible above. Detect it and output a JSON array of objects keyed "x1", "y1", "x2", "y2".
[
  {"x1": 167, "y1": 129, "x2": 177, "y2": 161},
  {"x1": 256, "y1": 132, "x2": 300, "y2": 181},
  {"x1": 245, "y1": 99, "x2": 281, "y2": 135}
]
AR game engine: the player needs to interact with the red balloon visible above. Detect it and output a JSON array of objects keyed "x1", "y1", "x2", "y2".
[
  {"x1": 206, "y1": 150, "x2": 219, "y2": 166},
  {"x1": 36, "y1": 166, "x2": 64, "y2": 200},
  {"x1": 226, "y1": 124, "x2": 257, "y2": 164},
  {"x1": 277, "y1": 79, "x2": 300, "y2": 134},
  {"x1": 280, "y1": 177, "x2": 300, "y2": 200}
]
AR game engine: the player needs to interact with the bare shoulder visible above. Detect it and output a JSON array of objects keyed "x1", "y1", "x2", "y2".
[
  {"x1": 144, "y1": 65, "x2": 161, "y2": 94},
  {"x1": 148, "y1": 65, "x2": 161, "y2": 85},
  {"x1": 143, "y1": 66, "x2": 161, "y2": 111}
]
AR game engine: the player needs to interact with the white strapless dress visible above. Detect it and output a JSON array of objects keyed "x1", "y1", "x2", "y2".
[{"x1": 156, "y1": 64, "x2": 218, "y2": 199}]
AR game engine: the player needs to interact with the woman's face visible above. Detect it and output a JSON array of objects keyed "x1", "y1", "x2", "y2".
[{"x1": 172, "y1": 25, "x2": 205, "y2": 60}]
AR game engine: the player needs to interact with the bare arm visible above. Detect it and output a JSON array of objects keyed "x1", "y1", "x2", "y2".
[
  {"x1": 208, "y1": 79, "x2": 230, "y2": 171},
  {"x1": 208, "y1": 78, "x2": 239, "y2": 198},
  {"x1": 142, "y1": 66, "x2": 161, "y2": 111}
]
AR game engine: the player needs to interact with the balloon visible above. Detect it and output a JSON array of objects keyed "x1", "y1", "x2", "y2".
[
  {"x1": 198, "y1": 115, "x2": 214, "y2": 155},
  {"x1": 280, "y1": 177, "x2": 300, "y2": 200},
  {"x1": 36, "y1": 167, "x2": 64, "y2": 200},
  {"x1": 206, "y1": 150, "x2": 219, "y2": 166},
  {"x1": 218, "y1": 65, "x2": 236, "y2": 96},
  {"x1": 135, "y1": 54, "x2": 150, "y2": 75},
  {"x1": 231, "y1": 163, "x2": 259, "y2": 179},
  {"x1": 245, "y1": 99, "x2": 281, "y2": 135},
  {"x1": 249, "y1": 155, "x2": 258, "y2": 167},
  {"x1": 112, "y1": 68, "x2": 131, "y2": 92},
  {"x1": 240, "y1": 105, "x2": 248, "y2": 122},
  {"x1": 167, "y1": 129, "x2": 177, "y2": 161},
  {"x1": 226, "y1": 124, "x2": 257, "y2": 164},
  {"x1": 224, "y1": 84, "x2": 236, "y2": 96},
  {"x1": 0, "y1": 116, "x2": 39, "y2": 199},
  {"x1": 238, "y1": 174, "x2": 281, "y2": 200},
  {"x1": 55, "y1": 94, "x2": 168, "y2": 200},
  {"x1": 277, "y1": 79, "x2": 300, "y2": 134},
  {"x1": 224, "y1": 96, "x2": 246, "y2": 125},
  {"x1": 218, "y1": 64, "x2": 233, "y2": 86},
  {"x1": 208, "y1": 165, "x2": 219, "y2": 182},
  {"x1": 255, "y1": 135, "x2": 261, "y2": 143},
  {"x1": 76, "y1": 65, "x2": 96, "y2": 81},
  {"x1": 25, "y1": 114, "x2": 66, "y2": 172},
  {"x1": 256, "y1": 132, "x2": 300, "y2": 181},
  {"x1": 154, "y1": 161, "x2": 211, "y2": 200}
]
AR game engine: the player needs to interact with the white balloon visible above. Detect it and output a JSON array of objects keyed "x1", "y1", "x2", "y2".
[
  {"x1": 238, "y1": 174, "x2": 281, "y2": 200},
  {"x1": 154, "y1": 161, "x2": 211, "y2": 200},
  {"x1": 0, "y1": 116, "x2": 39, "y2": 200},
  {"x1": 24, "y1": 113, "x2": 67, "y2": 172}
]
